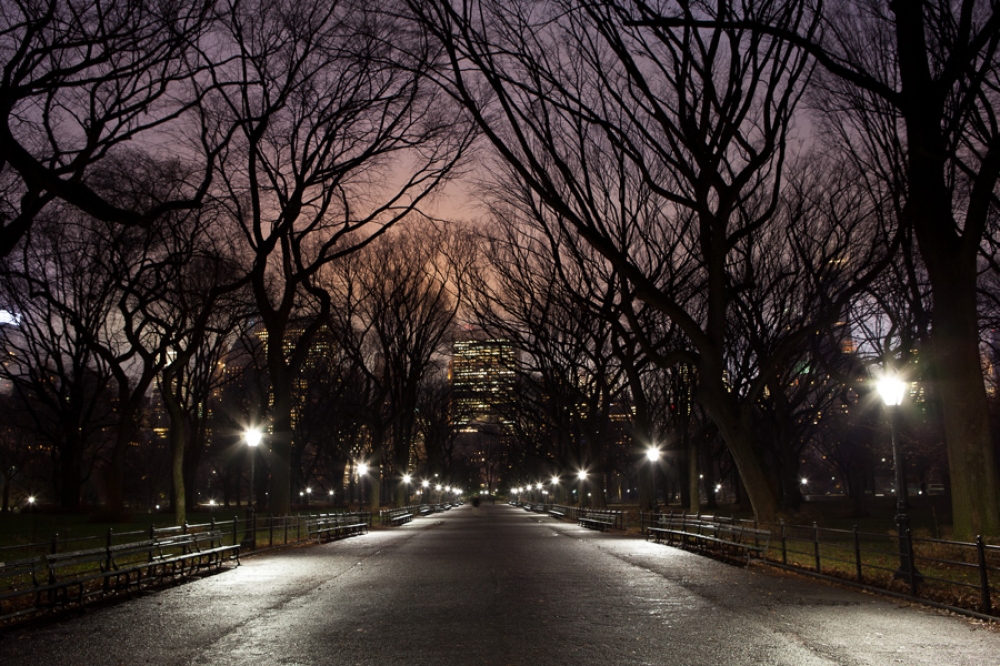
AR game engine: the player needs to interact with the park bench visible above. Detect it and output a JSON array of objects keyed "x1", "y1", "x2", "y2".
[
  {"x1": 0, "y1": 523, "x2": 239, "y2": 620},
  {"x1": 647, "y1": 513, "x2": 771, "y2": 566},
  {"x1": 387, "y1": 508, "x2": 413, "y2": 526},
  {"x1": 419, "y1": 505, "x2": 433, "y2": 516},
  {"x1": 549, "y1": 508, "x2": 566, "y2": 520},
  {"x1": 0, "y1": 547, "x2": 111, "y2": 615},
  {"x1": 101, "y1": 525, "x2": 239, "y2": 593},
  {"x1": 306, "y1": 514, "x2": 367, "y2": 543},
  {"x1": 578, "y1": 511, "x2": 617, "y2": 532}
]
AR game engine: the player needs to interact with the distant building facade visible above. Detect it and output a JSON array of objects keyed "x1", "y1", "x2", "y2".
[
  {"x1": 449, "y1": 336, "x2": 518, "y2": 492},
  {"x1": 450, "y1": 337, "x2": 517, "y2": 428}
]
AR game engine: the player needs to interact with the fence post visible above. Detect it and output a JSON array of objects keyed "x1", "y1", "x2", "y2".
[
  {"x1": 268, "y1": 514, "x2": 274, "y2": 547},
  {"x1": 104, "y1": 528, "x2": 114, "y2": 592},
  {"x1": 812, "y1": 522, "x2": 821, "y2": 573},
  {"x1": 233, "y1": 516, "x2": 239, "y2": 547},
  {"x1": 853, "y1": 525, "x2": 863, "y2": 583},
  {"x1": 905, "y1": 529, "x2": 919, "y2": 595},
  {"x1": 780, "y1": 520, "x2": 787, "y2": 565},
  {"x1": 977, "y1": 536, "x2": 991, "y2": 615}
]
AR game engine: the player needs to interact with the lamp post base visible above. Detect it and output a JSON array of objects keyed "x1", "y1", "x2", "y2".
[
  {"x1": 894, "y1": 509, "x2": 922, "y2": 586},
  {"x1": 240, "y1": 507, "x2": 257, "y2": 550}
]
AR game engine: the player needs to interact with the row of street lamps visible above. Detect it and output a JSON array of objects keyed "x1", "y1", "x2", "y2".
[
  {"x1": 241, "y1": 427, "x2": 464, "y2": 511},
  {"x1": 511, "y1": 450, "x2": 664, "y2": 507},
  {"x1": 238, "y1": 372, "x2": 916, "y2": 580}
]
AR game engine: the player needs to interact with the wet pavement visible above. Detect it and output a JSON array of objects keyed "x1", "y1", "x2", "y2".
[{"x1": 2, "y1": 503, "x2": 999, "y2": 665}]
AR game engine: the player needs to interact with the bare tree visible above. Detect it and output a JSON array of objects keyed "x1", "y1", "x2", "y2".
[
  {"x1": 0, "y1": 0, "x2": 218, "y2": 256},
  {"x1": 408, "y1": 0, "x2": 892, "y2": 521},
  {"x1": 325, "y1": 223, "x2": 462, "y2": 508},
  {"x1": 466, "y1": 214, "x2": 627, "y2": 507},
  {"x1": 658, "y1": 0, "x2": 1000, "y2": 541},
  {"x1": 0, "y1": 212, "x2": 122, "y2": 508},
  {"x1": 203, "y1": 0, "x2": 472, "y2": 514}
]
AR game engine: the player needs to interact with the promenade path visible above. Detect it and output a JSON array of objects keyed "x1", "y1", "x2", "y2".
[{"x1": 2, "y1": 503, "x2": 999, "y2": 665}]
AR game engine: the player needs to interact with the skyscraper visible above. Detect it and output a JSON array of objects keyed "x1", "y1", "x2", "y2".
[{"x1": 449, "y1": 337, "x2": 517, "y2": 428}]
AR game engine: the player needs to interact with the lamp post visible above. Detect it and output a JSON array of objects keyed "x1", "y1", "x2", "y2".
[
  {"x1": 243, "y1": 429, "x2": 262, "y2": 549},
  {"x1": 877, "y1": 375, "x2": 921, "y2": 586},
  {"x1": 27, "y1": 494, "x2": 36, "y2": 538},
  {"x1": 646, "y1": 446, "x2": 661, "y2": 512},
  {"x1": 357, "y1": 462, "x2": 369, "y2": 508}
]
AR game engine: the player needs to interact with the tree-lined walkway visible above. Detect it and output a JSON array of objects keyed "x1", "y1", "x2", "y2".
[{"x1": 2, "y1": 504, "x2": 998, "y2": 665}]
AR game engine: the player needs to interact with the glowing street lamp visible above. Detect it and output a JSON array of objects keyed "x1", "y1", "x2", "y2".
[
  {"x1": 877, "y1": 373, "x2": 921, "y2": 586},
  {"x1": 401, "y1": 473, "x2": 412, "y2": 503},
  {"x1": 243, "y1": 428, "x2": 264, "y2": 550},
  {"x1": 357, "y1": 462, "x2": 370, "y2": 506},
  {"x1": 646, "y1": 446, "x2": 661, "y2": 512}
]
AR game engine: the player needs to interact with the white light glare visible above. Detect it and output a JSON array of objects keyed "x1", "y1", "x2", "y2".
[{"x1": 877, "y1": 376, "x2": 906, "y2": 406}]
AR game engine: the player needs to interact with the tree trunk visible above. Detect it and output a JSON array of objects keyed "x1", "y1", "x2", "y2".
[
  {"x1": 687, "y1": 436, "x2": 699, "y2": 513},
  {"x1": 58, "y1": 433, "x2": 83, "y2": 510},
  {"x1": 699, "y1": 386, "x2": 778, "y2": 522},
  {"x1": 162, "y1": 384, "x2": 188, "y2": 526},
  {"x1": 928, "y1": 277, "x2": 1000, "y2": 539},
  {"x1": 269, "y1": 365, "x2": 294, "y2": 516},
  {"x1": 892, "y1": 0, "x2": 1000, "y2": 539}
]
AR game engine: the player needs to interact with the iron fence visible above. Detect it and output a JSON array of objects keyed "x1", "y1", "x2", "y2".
[{"x1": 641, "y1": 511, "x2": 1000, "y2": 619}]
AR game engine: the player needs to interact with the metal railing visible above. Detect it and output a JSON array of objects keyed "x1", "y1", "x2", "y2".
[
  {"x1": 640, "y1": 511, "x2": 1000, "y2": 619},
  {"x1": 243, "y1": 511, "x2": 373, "y2": 551}
]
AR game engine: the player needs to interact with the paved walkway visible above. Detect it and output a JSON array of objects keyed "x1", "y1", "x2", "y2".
[{"x1": 2, "y1": 503, "x2": 999, "y2": 665}]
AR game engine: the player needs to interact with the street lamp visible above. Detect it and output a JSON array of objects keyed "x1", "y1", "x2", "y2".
[
  {"x1": 646, "y1": 446, "x2": 661, "y2": 512},
  {"x1": 402, "y1": 473, "x2": 412, "y2": 504},
  {"x1": 245, "y1": 428, "x2": 262, "y2": 509},
  {"x1": 243, "y1": 428, "x2": 262, "y2": 549},
  {"x1": 877, "y1": 374, "x2": 921, "y2": 585},
  {"x1": 357, "y1": 462, "x2": 369, "y2": 507},
  {"x1": 577, "y1": 470, "x2": 587, "y2": 508}
]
